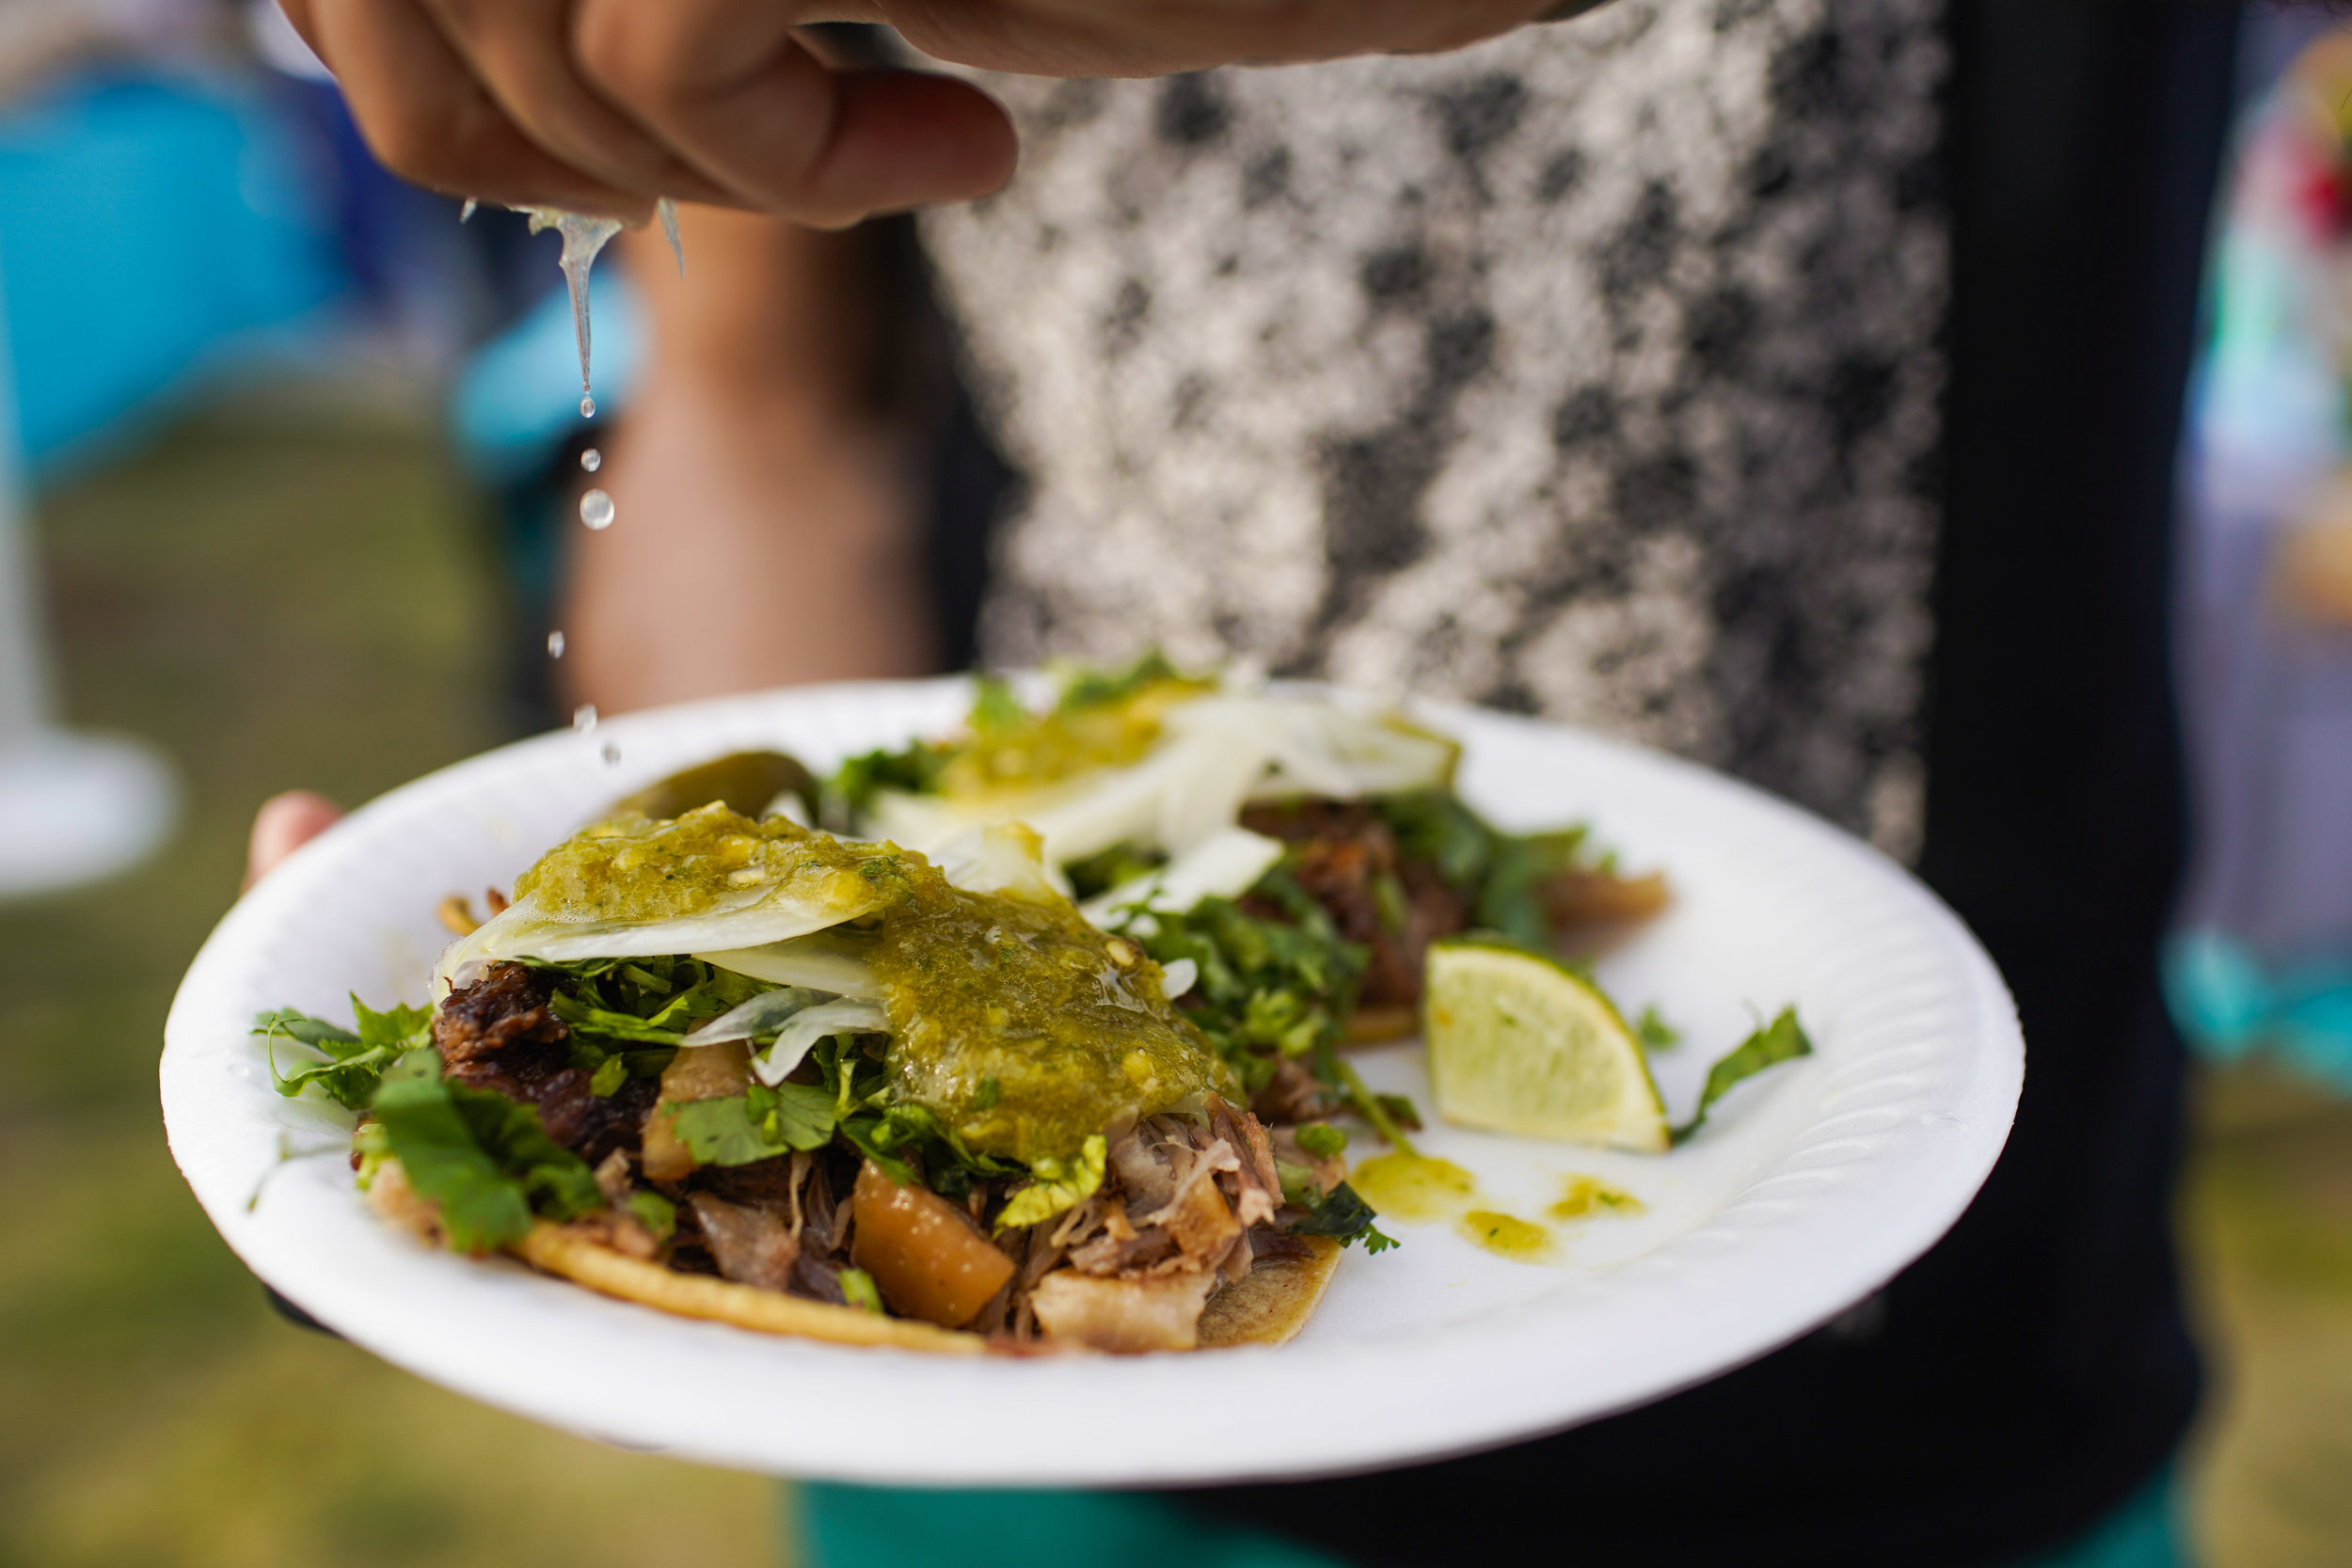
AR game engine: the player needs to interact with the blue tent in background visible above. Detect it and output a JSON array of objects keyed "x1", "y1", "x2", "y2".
[{"x1": 0, "y1": 71, "x2": 344, "y2": 479}]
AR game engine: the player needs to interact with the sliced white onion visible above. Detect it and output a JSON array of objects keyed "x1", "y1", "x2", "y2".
[
  {"x1": 860, "y1": 693, "x2": 1456, "y2": 878},
  {"x1": 1078, "y1": 826, "x2": 1286, "y2": 930},
  {"x1": 934, "y1": 821, "x2": 1068, "y2": 899},
  {"x1": 865, "y1": 789, "x2": 977, "y2": 855},
  {"x1": 695, "y1": 931, "x2": 881, "y2": 1000},
  {"x1": 750, "y1": 998, "x2": 889, "y2": 1085},
  {"x1": 435, "y1": 872, "x2": 883, "y2": 994},
  {"x1": 680, "y1": 987, "x2": 825, "y2": 1047},
  {"x1": 762, "y1": 787, "x2": 815, "y2": 828},
  {"x1": 1153, "y1": 731, "x2": 1276, "y2": 858},
  {"x1": 1168, "y1": 696, "x2": 1457, "y2": 801},
  {"x1": 1159, "y1": 958, "x2": 1199, "y2": 1000}
]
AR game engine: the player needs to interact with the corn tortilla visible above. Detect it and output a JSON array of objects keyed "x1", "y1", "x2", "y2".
[
  {"x1": 1198, "y1": 1236, "x2": 1343, "y2": 1349},
  {"x1": 511, "y1": 1225, "x2": 1343, "y2": 1354},
  {"x1": 514, "y1": 1224, "x2": 985, "y2": 1354}
]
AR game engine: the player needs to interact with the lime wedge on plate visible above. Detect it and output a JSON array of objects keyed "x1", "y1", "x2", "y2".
[{"x1": 1423, "y1": 938, "x2": 1669, "y2": 1152}]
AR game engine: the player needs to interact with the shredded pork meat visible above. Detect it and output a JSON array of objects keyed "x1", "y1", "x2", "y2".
[
  {"x1": 433, "y1": 966, "x2": 1303, "y2": 1351},
  {"x1": 1238, "y1": 800, "x2": 1467, "y2": 1008},
  {"x1": 1054, "y1": 1097, "x2": 1281, "y2": 1303},
  {"x1": 433, "y1": 962, "x2": 653, "y2": 1163},
  {"x1": 1028, "y1": 1267, "x2": 1219, "y2": 1354},
  {"x1": 687, "y1": 1193, "x2": 800, "y2": 1291},
  {"x1": 1250, "y1": 1054, "x2": 1340, "y2": 1125}
]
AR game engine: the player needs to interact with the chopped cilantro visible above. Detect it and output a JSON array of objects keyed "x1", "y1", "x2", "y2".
[
  {"x1": 1374, "y1": 789, "x2": 1495, "y2": 888},
  {"x1": 994, "y1": 1135, "x2": 1107, "y2": 1233},
  {"x1": 1370, "y1": 869, "x2": 1410, "y2": 936},
  {"x1": 588, "y1": 1054, "x2": 629, "y2": 1097},
  {"x1": 1295, "y1": 1122, "x2": 1348, "y2": 1159},
  {"x1": 1124, "y1": 864, "x2": 1433, "y2": 1138},
  {"x1": 828, "y1": 741, "x2": 948, "y2": 823},
  {"x1": 533, "y1": 955, "x2": 768, "y2": 1053},
  {"x1": 666, "y1": 1084, "x2": 839, "y2": 1165},
  {"x1": 1276, "y1": 1163, "x2": 1397, "y2": 1254},
  {"x1": 751, "y1": 1081, "x2": 842, "y2": 1149},
  {"x1": 1634, "y1": 1005, "x2": 1683, "y2": 1053},
  {"x1": 1672, "y1": 1006, "x2": 1813, "y2": 1145},
  {"x1": 838, "y1": 1267, "x2": 885, "y2": 1315},
  {"x1": 1331, "y1": 1055, "x2": 1417, "y2": 1152},
  {"x1": 663, "y1": 1099, "x2": 781, "y2": 1166},
  {"x1": 257, "y1": 997, "x2": 430, "y2": 1112},
  {"x1": 969, "y1": 673, "x2": 1028, "y2": 735},
  {"x1": 797, "y1": 1038, "x2": 1018, "y2": 1195},
  {"x1": 1050, "y1": 650, "x2": 1189, "y2": 713},
  {"x1": 367, "y1": 1050, "x2": 600, "y2": 1253},
  {"x1": 626, "y1": 1190, "x2": 676, "y2": 1242},
  {"x1": 352, "y1": 1119, "x2": 393, "y2": 1188},
  {"x1": 1062, "y1": 841, "x2": 1167, "y2": 901},
  {"x1": 1474, "y1": 831, "x2": 1591, "y2": 953},
  {"x1": 1373, "y1": 790, "x2": 1598, "y2": 951},
  {"x1": 1132, "y1": 868, "x2": 1365, "y2": 1069},
  {"x1": 448, "y1": 1078, "x2": 605, "y2": 1219}
]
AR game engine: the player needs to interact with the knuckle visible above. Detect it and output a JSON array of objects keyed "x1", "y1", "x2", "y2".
[
  {"x1": 442, "y1": 103, "x2": 530, "y2": 185},
  {"x1": 570, "y1": 0, "x2": 668, "y2": 101},
  {"x1": 420, "y1": 0, "x2": 499, "y2": 37},
  {"x1": 368, "y1": 94, "x2": 511, "y2": 196},
  {"x1": 361, "y1": 109, "x2": 457, "y2": 189}
]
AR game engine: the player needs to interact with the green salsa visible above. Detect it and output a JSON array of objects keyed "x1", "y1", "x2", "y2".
[
  {"x1": 937, "y1": 675, "x2": 1212, "y2": 800},
  {"x1": 512, "y1": 803, "x2": 1228, "y2": 1166},
  {"x1": 513, "y1": 803, "x2": 890, "y2": 928},
  {"x1": 872, "y1": 862, "x2": 1232, "y2": 1165},
  {"x1": 1348, "y1": 1150, "x2": 1480, "y2": 1224},
  {"x1": 1549, "y1": 1174, "x2": 1644, "y2": 1221},
  {"x1": 1456, "y1": 1209, "x2": 1557, "y2": 1263}
]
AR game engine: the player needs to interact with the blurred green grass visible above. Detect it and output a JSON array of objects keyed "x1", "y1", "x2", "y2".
[
  {"x1": 0, "y1": 403, "x2": 772, "y2": 1568},
  {"x1": 0, "y1": 399, "x2": 2347, "y2": 1566},
  {"x1": 2185, "y1": 1069, "x2": 2352, "y2": 1568}
]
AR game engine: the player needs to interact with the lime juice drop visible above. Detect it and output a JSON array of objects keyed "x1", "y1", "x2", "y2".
[
  {"x1": 525, "y1": 208, "x2": 625, "y2": 406},
  {"x1": 574, "y1": 704, "x2": 597, "y2": 733},
  {"x1": 580, "y1": 448, "x2": 601, "y2": 473},
  {"x1": 580, "y1": 489, "x2": 615, "y2": 531},
  {"x1": 658, "y1": 197, "x2": 683, "y2": 274},
  {"x1": 547, "y1": 629, "x2": 565, "y2": 659},
  {"x1": 465, "y1": 201, "x2": 683, "y2": 422}
]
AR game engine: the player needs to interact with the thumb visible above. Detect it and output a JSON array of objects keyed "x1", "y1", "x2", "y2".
[{"x1": 245, "y1": 791, "x2": 345, "y2": 891}]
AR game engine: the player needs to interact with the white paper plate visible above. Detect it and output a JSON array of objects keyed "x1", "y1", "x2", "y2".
[{"x1": 163, "y1": 678, "x2": 2021, "y2": 1487}]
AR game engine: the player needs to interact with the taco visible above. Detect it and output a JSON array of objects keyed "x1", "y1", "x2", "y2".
[
  {"x1": 262, "y1": 796, "x2": 1382, "y2": 1354},
  {"x1": 825, "y1": 656, "x2": 1672, "y2": 1128}
]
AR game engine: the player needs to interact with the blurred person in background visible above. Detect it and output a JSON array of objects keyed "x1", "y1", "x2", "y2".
[
  {"x1": 2168, "y1": 19, "x2": 2352, "y2": 1096},
  {"x1": 250, "y1": 2, "x2": 2240, "y2": 1565}
]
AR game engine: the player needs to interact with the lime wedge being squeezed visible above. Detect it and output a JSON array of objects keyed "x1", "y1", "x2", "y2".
[{"x1": 1423, "y1": 938, "x2": 1670, "y2": 1152}]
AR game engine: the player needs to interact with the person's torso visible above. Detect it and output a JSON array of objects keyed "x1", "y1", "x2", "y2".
[{"x1": 918, "y1": 0, "x2": 1947, "y2": 850}]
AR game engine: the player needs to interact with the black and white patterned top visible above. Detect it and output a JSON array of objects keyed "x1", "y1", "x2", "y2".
[{"x1": 915, "y1": 0, "x2": 1947, "y2": 854}]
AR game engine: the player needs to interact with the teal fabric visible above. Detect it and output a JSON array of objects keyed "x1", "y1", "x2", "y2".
[
  {"x1": 2009, "y1": 1465, "x2": 2193, "y2": 1568},
  {"x1": 795, "y1": 1464, "x2": 2191, "y2": 1568},
  {"x1": 792, "y1": 1484, "x2": 1346, "y2": 1568},
  {"x1": 449, "y1": 265, "x2": 644, "y2": 489},
  {"x1": 2166, "y1": 929, "x2": 2352, "y2": 1095}
]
